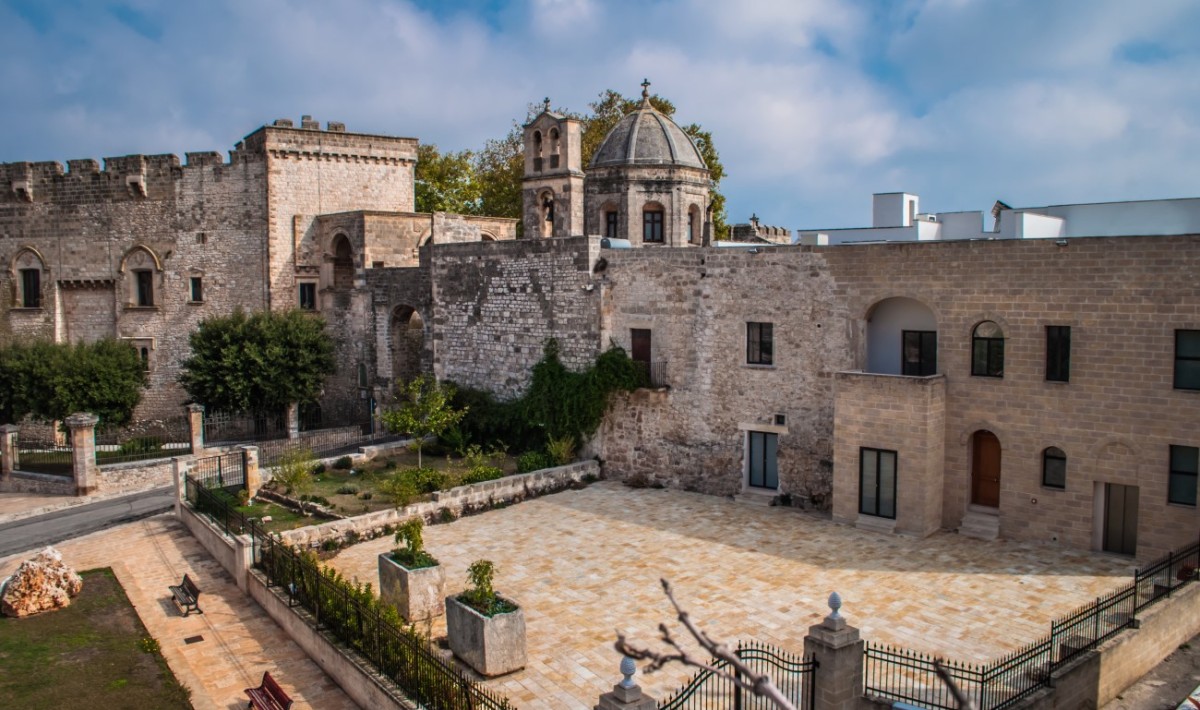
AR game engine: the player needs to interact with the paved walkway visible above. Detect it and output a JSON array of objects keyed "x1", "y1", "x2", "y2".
[
  {"x1": 0, "y1": 515, "x2": 357, "y2": 710},
  {"x1": 328, "y1": 481, "x2": 1135, "y2": 710},
  {"x1": 0, "y1": 490, "x2": 79, "y2": 522}
]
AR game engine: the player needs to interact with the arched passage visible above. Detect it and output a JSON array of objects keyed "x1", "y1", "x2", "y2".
[
  {"x1": 391, "y1": 305, "x2": 425, "y2": 385},
  {"x1": 866, "y1": 297, "x2": 937, "y2": 375},
  {"x1": 332, "y1": 235, "x2": 354, "y2": 290}
]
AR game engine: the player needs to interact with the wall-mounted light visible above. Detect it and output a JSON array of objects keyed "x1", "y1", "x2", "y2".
[{"x1": 1054, "y1": 239, "x2": 1068, "y2": 246}]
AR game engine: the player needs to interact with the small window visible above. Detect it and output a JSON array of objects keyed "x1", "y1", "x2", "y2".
[
  {"x1": 135, "y1": 269, "x2": 154, "y2": 307},
  {"x1": 189, "y1": 276, "x2": 203, "y2": 303},
  {"x1": 643, "y1": 208, "x2": 664, "y2": 243},
  {"x1": 687, "y1": 211, "x2": 696, "y2": 243},
  {"x1": 860, "y1": 447, "x2": 897, "y2": 519},
  {"x1": 747, "y1": 322, "x2": 773, "y2": 366},
  {"x1": 605, "y1": 211, "x2": 618, "y2": 239},
  {"x1": 1046, "y1": 325, "x2": 1070, "y2": 382},
  {"x1": 1042, "y1": 447, "x2": 1066, "y2": 489},
  {"x1": 1174, "y1": 330, "x2": 1200, "y2": 391},
  {"x1": 139, "y1": 347, "x2": 151, "y2": 371},
  {"x1": 1169, "y1": 445, "x2": 1198, "y2": 506},
  {"x1": 902, "y1": 330, "x2": 937, "y2": 376},
  {"x1": 972, "y1": 321, "x2": 1004, "y2": 377},
  {"x1": 357, "y1": 363, "x2": 368, "y2": 388},
  {"x1": 19, "y1": 268, "x2": 40, "y2": 308},
  {"x1": 299, "y1": 282, "x2": 317, "y2": 310}
]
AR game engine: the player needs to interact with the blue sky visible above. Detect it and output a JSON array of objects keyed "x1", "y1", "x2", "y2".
[{"x1": 2, "y1": 0, "x2": 1198, "y2": 229}]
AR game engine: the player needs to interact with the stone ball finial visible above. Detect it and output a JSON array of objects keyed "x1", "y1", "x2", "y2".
[
  {"x1": 828, "y1": 591, "x2": 843, "y2": 619},
  {"x1": 619, "y1": 656, "x2": 637, "y2": 688}
]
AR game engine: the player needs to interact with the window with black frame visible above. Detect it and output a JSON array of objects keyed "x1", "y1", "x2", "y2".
[
  {"x1": 135, "y1": 269, "x2": 154, "y2": 307},
  {"x1": 972, "y1": 321, "x2": 1004, "y2": 377},
  {"x1": 1169, "y1": 445, "x2": 1198, "y2": 506},
  {"x1": 747, "y1": 322, "x2": 773, "y2": 365},
  {"x1": 20, "y1": 268, "x2": 40, "y2": 308},
  {"x1": 1175, "y1": 330, "x2": 1200, "y2": 390},
  {"x1": 902, "y1": 330, "x2": 937, "y2": 376},
  {"x1": 643, "y1": 208, "x2": 664, "y2": 242},
  {"x1": 1042, "y1": 446, "x2": 1066, "y2": 489},
  {"x1": 1046, "y1": 325, "x2": 1070, "y2": 382}
]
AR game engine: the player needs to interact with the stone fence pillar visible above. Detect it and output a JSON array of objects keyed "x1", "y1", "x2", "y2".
[
  {"x1": 65, "y1": 412, "x2": 99, "y2": 496},
  {"x1": 286, "y1": 402, "x2": 300, "y2": 440},
  {"x1": 186, "y1": 403, "x2": 205, "y2": 456},
  {"x1": 595, "y1": 657, "x2": 657, "y2": 710},
  {"x1": 0, "y1": 424, "x2": 18, "y2": 483},
  {"x1": 172, "y1": 457, "x2": 190, "y2": 519},
  {"x1": 242, "y1": 445, "x2": 261, "y2": 499},
  {"x1": 804, "y1": 592, "x2": 865, "y2": 710}
]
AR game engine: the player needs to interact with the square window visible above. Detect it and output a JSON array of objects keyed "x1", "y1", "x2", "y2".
[
  {"x1": 1046, "y1": 325, "x2": 1071, "y2": 382},
  {"x1": 189, "y1": 276, "x2": 203, "y2": 303},
  {"x1": 859, "y1": 447, "x2": 897, "y2": 519},
  {"x1": 747, "y1": 322, "x2": 773, "y2": 365},
  {"x1": 643, "y1": 210, "x2": 664, "y2": 242},
  {"x1": 299, "y1": 282, "x2": 317, "y2": 311},
  {"x1": 605, "y1": 211, "x2": 618, "y2": 239},
  {"x1": 1042, "y1": 447, "x2": 1067, "y2": 489},
  {"x1": 1174, "y1": 330, "x2": 1200, "y2": 390},
  {"x1": 1169, "y1": 445, "x2": 1198, "y2": 506},
  {"x1": 902, "y1": 330, "x2": 937, "y2": 376}
]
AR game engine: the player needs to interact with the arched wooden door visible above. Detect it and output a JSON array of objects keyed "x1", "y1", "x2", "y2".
[{"x1": 971, "y1": 430, "x2": 1002, "y2": 508}]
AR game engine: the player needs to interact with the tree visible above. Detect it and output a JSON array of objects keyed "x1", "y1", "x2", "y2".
[
  {"x1": 380, "y1": 375, "x2": 467, "y2": 468},
  {"x1": 415, "y1": 143, "x2": 482, "y2": 214},
  {"x1": 272, "y1": 447, "x2": 316, "y2": 513},
  {"x1": 0, "y1": 339, "x2": 146, "y2": 426},
  {"x1": 474, "y1": 123, "x2": 525, "y2": 231},
  {"x1": 179, "y1": 308, "x2": 335, "y2": 414}
]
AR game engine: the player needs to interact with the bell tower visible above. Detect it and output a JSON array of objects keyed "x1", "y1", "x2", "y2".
[{"x1": 522, "y1": 98, "x2": 584, "y2": 238}]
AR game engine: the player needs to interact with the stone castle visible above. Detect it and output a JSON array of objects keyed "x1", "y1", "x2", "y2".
[{"x1": 2, "y1": 88, "x2": 1198, "y2": 560}]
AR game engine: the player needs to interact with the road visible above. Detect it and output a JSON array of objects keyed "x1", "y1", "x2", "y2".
[{"x1": 0, "y1": 486, "x2": 174, "y2": 559}]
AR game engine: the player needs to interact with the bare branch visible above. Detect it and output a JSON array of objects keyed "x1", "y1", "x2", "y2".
[
  {"x1": 614, "y1": 578, "x2": 799, "y2": 710},
  {"x1": 934, "y1": 660, "x2": 978, "y2": 710}
]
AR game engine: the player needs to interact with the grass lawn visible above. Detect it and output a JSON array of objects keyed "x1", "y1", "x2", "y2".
[{"x1": 0, "y1": 567, "x2": 192, "y2": 709}]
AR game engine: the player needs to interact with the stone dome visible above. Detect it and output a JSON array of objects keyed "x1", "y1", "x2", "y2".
[{"x1": 590, "y1": 100, "x2": 707, "y2": 170}]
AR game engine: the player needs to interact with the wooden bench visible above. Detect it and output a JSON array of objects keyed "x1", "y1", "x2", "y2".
[
  {"x1": 245, "y1": 671, "x2": 293, "y2": 710},
  {"x1": 169, "y1": 574, "x2": 202, "y2": 616}
]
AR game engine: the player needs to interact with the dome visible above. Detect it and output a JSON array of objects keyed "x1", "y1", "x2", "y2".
[{"x1": 589, "y1": 100, "x2": 707, "y2": 170}]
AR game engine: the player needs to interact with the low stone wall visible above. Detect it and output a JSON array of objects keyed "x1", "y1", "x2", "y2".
[
  {"x1": 179, "y1": 502, "x2": 242, "y2": 585},
  {"x1": 0, "y1": 470, "x2": 74, "y2": 495},
  {"x1": 95, "y1": 458, "x2": 175, "y2": 494},
  {"x1": 246, "y1": 570, "x2": 412, "y2": 710},
  {"x1": 281, "y1": 460, "x2": 600, "y2": 549}
]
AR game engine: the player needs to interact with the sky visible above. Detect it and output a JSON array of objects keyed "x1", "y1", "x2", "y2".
[{"x1": 1, "y1": 0, "x2": 1198, "y2": 229}]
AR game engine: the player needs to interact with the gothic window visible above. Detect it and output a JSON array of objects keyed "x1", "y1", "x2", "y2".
[
  {"x1": 120, "y1": 246, "x2": 161, "y2": 309},
  {"x1": 135, "y1": 270, "x2": 154, "y2": 306},
  {"x1": 13, "y1": 248, "x2": 45, "y2": 309},
  {"x1": 332, "y1": 236, "x2": 354, "y2": 290},
  {"x1": 643, "y1": 205, "x2": 664, "y2": 243}
]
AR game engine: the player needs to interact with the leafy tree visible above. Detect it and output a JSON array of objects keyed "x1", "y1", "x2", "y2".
[
  {"x1": 415, "y1": 143, "x2": 482, "y2": 214},
  {"x1": 474, "y1": 124, "x2": 525, "y2": 231},
  {"x1": 380, "y1": 375, "x2": 468, "y2": 468},
  {"x1": 272, "y1": 448, "x2": 316, "y2": 513},
  {"x1": 179, "y1": 308, "x2": 335, "y2": 414},
  {"x1": 0, "y1": 339, "x2": 146, "y2": 426}
]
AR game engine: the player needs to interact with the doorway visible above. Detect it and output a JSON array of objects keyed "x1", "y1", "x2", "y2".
[
  {"x1": 747, "y1": 431, "x2": 779, "y2": 490},
  {"x1": 971, "y1": 430, "x2": 1001, "y2": 508},
  {"x1": 1103, "y1": 483, "x2": 1139, "y2": 556}
]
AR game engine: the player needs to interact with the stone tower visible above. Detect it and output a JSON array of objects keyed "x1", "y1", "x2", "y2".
[{"x1": 522, "y1": 99, "x2": 584, "y2": 238}]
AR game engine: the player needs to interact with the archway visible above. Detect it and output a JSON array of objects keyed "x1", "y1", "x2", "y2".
[
  {"x1": 332, "y1": 235, "x2": 354, "y2": 290},
  {"x1": 866, "y1": 297, "x2": 937, "y2": 375},
  {"x1": 391, "y1": 305, "x2": 425, "y2": 385},
  {"x1": 971, "y1": 430, "x2": 1002, "y2": 508}
]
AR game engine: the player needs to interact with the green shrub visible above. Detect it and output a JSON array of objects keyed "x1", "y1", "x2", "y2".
[
  {"x1": 461, "y1": 465, "x2": 504, "y2": 485},
  {"x1": 516, "y1": 450, "x2": 551, "y2": 473},
  {"x1": 391, "y1": 518, "x2": 438, "y2": 569},
  {"x1": 402, "y1": 466, "x2": 447, "y2": 493},
  {"x1": 358, "y1": 491, "x2": 373, "y2": 501},
  {"x1": 440, "y1": 425, "x2": 470, "y2": 457},
  {"x1": 313, "y1": 462, "x2": 326, "y2": 474},
  {"x1": 459, "y1": 559, "x2": 517, "y2": 616},
  {"x1": 379, "y1": 473, "x2": 418, "y2": 508},
  {"x1": 300, "y1": 494, "x2": 331, "y2": 507},
  {"x1": 335, "y1": 485, "x2": 358, "y2": 495},
  {"x1": 333, "y1": 455, "x2": 353, "y2": 470},
  {"x1": 545, "y1": 435, "x2": 575, "y2": 466},
  {"x1": 272, "y1": 448, "x2": 316, "y2": 508},
  {"x1": 117, "y1": 436, "x2": 163, "y2": 456}
]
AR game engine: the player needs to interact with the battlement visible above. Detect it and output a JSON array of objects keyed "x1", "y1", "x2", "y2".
[
  {"x1": 241, "y1": 115, "x2": 418, "y2": 164},
  {"x1": 731, "y1": 214, "x2": 793, "y2": 244}
]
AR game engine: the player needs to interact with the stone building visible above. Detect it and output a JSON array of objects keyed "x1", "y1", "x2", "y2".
[{"x1": 3, "y1": 92, "x2": 1198, "y2": 561}]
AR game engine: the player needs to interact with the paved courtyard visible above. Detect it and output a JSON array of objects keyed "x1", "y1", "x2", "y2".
[
  {"x1": 0, "y1": 515, "x2": 356, "y2": 710},
  {"x1": 328, "y1": 481, "x2": 1136, "y2": 710}
]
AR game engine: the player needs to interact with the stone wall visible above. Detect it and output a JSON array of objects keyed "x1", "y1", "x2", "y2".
[
  {"x1": 95, "y1": 458, "x2": 176, "y2": 494},
  {"x1": 430, "y1": 236, "x2": 604, "y2": 398},
  {"x1": 0, "y1": 470, "x2": 74, "y2": 495}
]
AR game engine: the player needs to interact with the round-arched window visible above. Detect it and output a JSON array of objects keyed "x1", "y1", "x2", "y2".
[{"x1": 972, "y1": 321, "x2": 1004, "y2": 377}]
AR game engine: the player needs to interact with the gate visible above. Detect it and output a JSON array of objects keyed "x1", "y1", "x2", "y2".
[
  {"x1": 658, "y1": 640, "x2": 817, "y2": 710},
  {"x1": 189, "y1": 451, "x2": 246, "y2": 492}
]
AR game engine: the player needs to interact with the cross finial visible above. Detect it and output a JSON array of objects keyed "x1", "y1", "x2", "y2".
[
  {"x1": 543, "y1": 97, "x2": 551, "y2": 113},
  {"x1": 641, "y1": 78, "x2": 651, "y2": 101}
]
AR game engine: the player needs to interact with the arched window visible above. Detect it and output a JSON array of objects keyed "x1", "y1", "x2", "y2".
[
  {"x1": 972, "y1": 321, "x2": 1004, "y2": 377},
  {"x1": 643, "y1": 203, "x2": 665, "y2": 243},
  {"x1": 332, "y1": 235, "x2": 354, "y2": 290},
  {"x1": 540, "y1": 191, "x2": 555, "y2": 238},
  {"x1": 533, "y1": 130, "x2": 544, "y2": 172},
  {"x1": 13, "y1": 248, "x2": 45, "y2": 308},
  {"x1": 548, "y1": 127, "x2": 561, "y2": 169},
  {"x1": 120, "y1": 246, "x2": 162, "y2": 308},
  {"x1": 1042, "y1": 447, "x2": 1066, "y2": 489},
  {"x1": 687, "y1": 205, "x2": 701, "y2": 243}
]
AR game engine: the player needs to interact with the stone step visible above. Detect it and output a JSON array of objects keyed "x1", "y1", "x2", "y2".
[
  {"x1": 958, "y1": 509, "x2": 1001, "y2": 541},
  {"x1": 734, "y1": 489, "x2": 778, "y2": 507}
]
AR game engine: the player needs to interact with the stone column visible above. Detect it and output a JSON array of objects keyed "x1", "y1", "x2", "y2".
[
  {"x1": 595, "y1": 657, "x2": 657, "y2": 710},
  {"x1": 286, "y1": 402, "x2": 300, "y2": 440},
  {"x1": 186, "y1": 403, "x2": 205, "y2": 456},
  {"x1": 242, "y1": 445, "x2": 261, "y2": 499},
  {"x1": 804, "y1": 593, "x2": 865, "y2": 710},
  {"x1": 0, "y1": 424, "x2": 19, "y2": 483},
  {"x1": 65, "y1": 412, "x2": 100, "y2": 496},
  {"x1": 171, "y1": 457, "x2": 188, "y2": 519}
]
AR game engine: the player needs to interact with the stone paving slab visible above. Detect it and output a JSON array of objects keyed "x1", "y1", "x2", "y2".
[
  {"x1": 0, "y1": 515, "x2": 358, "y2": 710},
  {"x1": 327, "y1": 481, "x2": 1135, "y2": 710}
]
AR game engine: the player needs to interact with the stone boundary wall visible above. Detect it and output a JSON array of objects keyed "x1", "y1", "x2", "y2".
[
  {"x1": 0, "y1": 470, "x2": 74, "y2": 495},
  {"x1": 179, "y1": 502, "x2": 243, "y2": 584},
  {"x1": 281, "y1": 460, "x2": 600, "y2": 549},
  {"x1": 94, "y1": 458, "x2": 175, "y2": 494}
]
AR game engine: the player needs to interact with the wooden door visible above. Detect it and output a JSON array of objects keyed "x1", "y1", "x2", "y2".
[
  {"x1": 631, "y1": 329, "x2": 652, "y2": 363},
  {"x1": 971, "y1": 430, "x2": 1002, "y2": 507}
]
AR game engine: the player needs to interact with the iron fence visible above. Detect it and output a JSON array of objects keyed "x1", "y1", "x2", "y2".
[
  {"x1": 865, "y1": 534, "x2": 1200, "y2": 710},
  {"x1": 190, "y1": 450, "x2": 246, "y2": 491},
  {"x1": 635, "y1": 360, "x2": 669, "y2": 389},
  {"x1": 185, "y1": 473, "x2": 251, "y2": 536},
  {"x1": 95, "y1": 416, "x2": 192, "y2": 466},
  {"x1": 15, "y1": 436, "x2": 73, "y2": 476},
  {"x1": 658, "y1": 640, "x2": 816, "y2": 710},
  {"x1": 202, "y1": 410, "x2": 288, "y2": 445}
]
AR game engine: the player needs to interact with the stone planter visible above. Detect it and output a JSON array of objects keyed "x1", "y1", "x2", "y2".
[
  {"x1": 378, "y1": 553, "x2": 445, "y2": 622},
  {"x1": 445, "y1": 594, "x2": 526, "y2": 677}
]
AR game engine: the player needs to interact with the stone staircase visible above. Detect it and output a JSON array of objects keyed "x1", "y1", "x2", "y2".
[
  {"x1": 958, "y1": 505, "x2": 1000, "y2": 541},
  {"x1": 734, "y1": 488, "x2": 778, "y2": 508}
]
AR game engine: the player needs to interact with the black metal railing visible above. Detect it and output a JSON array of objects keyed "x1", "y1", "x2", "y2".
[
  {"x1": 658, "y1": 640, "x2": 817, "y2": 710},
  {"x1": 15, "y1": 437, "x2": 73, "y2": 476},
  {"x1": 202, "y1": 410, "x2": 288, "y2": 446},
  {"x1": 95, "y1": 416, "x2": 192, "y2": 466},
  {"x1": 635, "y1": 360, "x2": 669, "y2": 389},
  {"x1": 184, "y1": 474, "x2": 515, "y2": 709},
  {"x1": 865, "y1": 534, "x2": 1200, "y2": 710},
  {"x1": 190, "y1": 451, "x2": 246, "y2": 491}
]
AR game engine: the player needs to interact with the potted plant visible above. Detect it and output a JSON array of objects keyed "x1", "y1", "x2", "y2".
[
  {"x1": 446, "y1": 559, "x2": 526, "y2": 677},
  {"x1": 378, "y1": 518, "x2": 445, "y2": 622}
]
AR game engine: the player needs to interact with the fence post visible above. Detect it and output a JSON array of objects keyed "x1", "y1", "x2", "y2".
[
  {"x1": 65, "y1": 412, "x2": 99, "y2": 496},
  {"x1": 172, "y1": 457, "x2": 188, "y2": 519},
  {"x1": 242, "y1": 445, "x2": 261, "y2": 498},
  {"x1": 804, "y1": 592, "x2": 864, "y2": 710},
  {"x1": 286, "y1": 402, "x2": 300, "y2": 440},
  {"x1": 0, "y1": 424, "x2": 18, "y2": 484},
  {"x1": 186, "y1": 403, "x2": 205, "y2": 455},
  {"x1": 595, "y1": 656, "x2": 657, "y2": 710}
]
